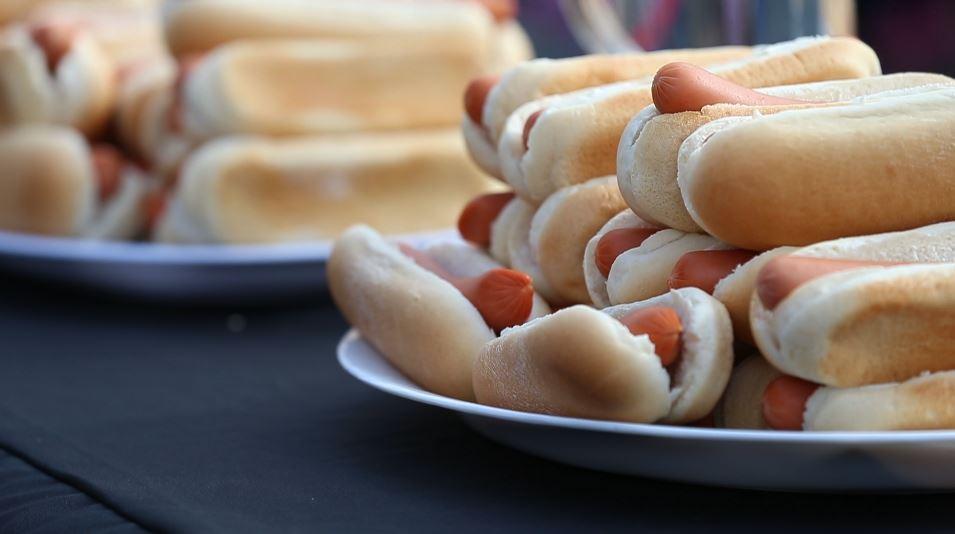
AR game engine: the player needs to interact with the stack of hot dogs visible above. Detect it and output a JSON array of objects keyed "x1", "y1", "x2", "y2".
[
  {"x1": 0, "y1": 0, "x2": 532, "y2": 243},
  {"x1": 331, "y1": 35, "x2": 955, "y2": 431}
]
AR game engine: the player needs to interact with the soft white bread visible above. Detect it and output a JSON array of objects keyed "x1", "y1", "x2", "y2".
[
  {"x1": 619, "y1": 72, "x2": 952, "y2": 232},
  {"x1": 115, "y1": 57, "x2": 191, "y2": 181},
  {"x1": 604, "y1": 288, "x2": 734, "y2": 423},
  {"x1": 0, "y1": 0, "x2": 155, "y2": 26},
  {"x1": 500, "y1": 197, "x2": 561, "y2": 305},
  {"x1": 26, "y1": 2, "x2": 165, "y2": 71},
  {"x1": 714, "y1": 355, "x2": 782, "y2": 430},
  {"x1": 156, "y1": 130, "x2": 499, "y2": 244},
  {"x1": 751, "y1": 264, "x2": 955, "y2": 388},
  {"x1": 488, "y1": 195, "x2": 526, "y2": 266},
  {"x1": 162, "y1": 0, "x2": 495, "y2": 59},
  {"x1": 475, "y1": 287, "x2": 733, "y2": 423},
  {"x1": 0, "y1": 125, "x2": 149, "y2": 239},
  {"x1": 530, "y1": 176, "x2": 627, "y2": 305},
  {"x1": 583, "y1": 209, "x2": 660, "y2": 308},
  {"x1": 718, "y1": 355, "x2": 955, "y2": 431},
  {"x1": 0, "y1": 23, "x2": 116, "y2": 136},
  {"x1": 474, "y1": 305, "x2": 671, "y2": 423},
  {"x1": 182, "y1": 38, "x2": 489, "y2": 139},
  {"x1": 679, "y1": 84, "x2": 955, "y2": 250},
  {"x1": 500, "y1": 36, "x2": 880, "y2": 204},
  {"x1": 607, "y1": 231, "x2": 719, "y2": 306},
  {"x1": 464, "y1": 46, "x2": 750, "y2": 177},
  {"x1": 805, "y1": 371, "x2": 955, "y2": 431},
  {"x1": 329, "y1": 226, "x2": 493, "y2": 401}
]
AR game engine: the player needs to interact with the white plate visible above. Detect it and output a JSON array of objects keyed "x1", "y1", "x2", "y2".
[
  {"x1": 0, "y1": 230, "x2": 455, "y2": 302},
  {"x1": 338, "y1": 330, "x2": 955, "y2": 492}
]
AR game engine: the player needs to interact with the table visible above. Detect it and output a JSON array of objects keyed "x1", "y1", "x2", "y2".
[{"x1": 0, "y1": 273, "x2": 949, "y2": 533}]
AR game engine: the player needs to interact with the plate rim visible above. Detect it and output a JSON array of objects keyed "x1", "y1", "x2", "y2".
[
  {"x1": 0, "y1": 228, "x2": 455, "y2": 265},
  {"x1": 338, "y1": 329, "x2": 955, "y2": 444}
]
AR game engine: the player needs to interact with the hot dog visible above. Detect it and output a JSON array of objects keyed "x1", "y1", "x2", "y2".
[
  {"x1": 0, "y1": 126, "x2": 151, "y2": 239},
  {"x1": 619, "y1": 72, "x2": 953, "y2": 232},
  {"x1": 329, "y1": 225, "x2": 550, "y2": 401},
  {"x1": 458, "y1": 191, "x2": 515, "y2": 248},
  {"x1": 501, "y1": 36, "x2": 879, "y2": 204},
  {"x1": 583, "y1": 210, "x2": 719, "y2": 308},
  {"x1": 668, "y1": 249, "x2": 758, "y2": 294},
  {"x1": 651, "y1": 62, "x2": 809, "y2": 113},
  {"x1": 676, "y1": 83, "x2": 955, "y2": 249},
  {"x1": 153, "y1": 130, "x2": 501, "y2": 244},
  {"x1": 719, "y1": 356, "x2": 955, "y2": 431},
  {"x1": 474, "y1": 287, "x2": 733, "y2": 424},
  {"x1": 0, "y1": 22, "x2": 116, "y2": 136},
  {"x1": 750, "y1": 257, "x2": 955, "y2": 388},
  {"x1": 462, "y1": 45, "x2": 751, "y2": 178}
]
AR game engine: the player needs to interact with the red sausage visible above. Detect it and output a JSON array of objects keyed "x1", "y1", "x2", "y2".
[
  {"x1": 668, "y1": 249, "x2": 759, "y2": 294},
  {"x1": 652, "y1": 62, "x2": 810, "y2": 114},
  {"x1": 457, "y1": 192, "x2": 515, "y2": 248},
  {"x1": 756, "y1": 256, "x2": 905, "y2": 310},
  {"x1": 594, "y1": 227, "x2": 661, "y2": 279}
]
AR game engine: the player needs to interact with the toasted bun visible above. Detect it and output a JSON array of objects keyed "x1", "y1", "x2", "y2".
[
  {"x1": 500, "y1": 36, "x2": 879, "y2": 204},
  {"x1": 751, "y1": 264, "x2": 955, "y2": 387},
  {"x1": 0, "y1": 24, "x2": 116, "y2": 135},
  {"x1": 474, "y1": 305, "x2": 671, "y2": 423},
  {"x1": 184, "y1": 38, "x2": 488, "y2": 138},
  {"x1": 530, "y1": 176, "x2": 627, "y2": 305},
  {"x1": 714, "y1": 355, "x2": 782, "y2": 430},
  {"x1": 607, "y1": 230, "x2": 719, "y2": 305},
  {"x1": 619, "y1": 73, "x2": 951, "y2": 232},
  {"x1": 163, "y1": 0, "x2": 494, "y2": 58},
  {"x1": 680, "y1": 85, "x2": 955, "y2": 250},
  {"x1": 583, "y1": 209, "x2": 658, "y2": 308},
  {"x1": 329, "y1": 226, "x2": 495, "y2": 401},
  {"x1": 166, "y1": 130, "x2": 499, "y2": 244},
  {"x1": 805, "y1": 371, "x2": 955, "y2": 431},
  {"x1": 604, "y1": 288, "x2": 734, "y2": 423},
  {"x1": 0, "y1": 125, "x2": 94, "y2": 236}
]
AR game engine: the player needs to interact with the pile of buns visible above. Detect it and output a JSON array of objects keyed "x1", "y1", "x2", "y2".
[
  {"x1": 0, "y1": 0, "x2": 531, "y2": 242},
  {"x1": 330, "y1": 35, "x2": 955, "y2": 432}
]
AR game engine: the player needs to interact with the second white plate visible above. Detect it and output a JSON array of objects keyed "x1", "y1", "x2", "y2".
[
  {"x1": 0, "y1": 229, "x2": 456, "y2": 302},
  {"x1": 338, "y1": 330, "x2": 955, "y2": 492}
]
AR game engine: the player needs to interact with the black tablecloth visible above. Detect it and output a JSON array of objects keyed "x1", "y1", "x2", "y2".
[{"x1": 0, "y1": 274, "x2": 951, "y2": 533}]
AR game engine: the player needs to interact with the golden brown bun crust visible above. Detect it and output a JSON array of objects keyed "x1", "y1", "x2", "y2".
[
  {"x1": 682, "y1": 86, "x2": 955, "y2": 250},
  {"x1": 532, "y1": 176, "x2": 627, "y2": 305},
  {"x1": 174, "y1": 130, "x2": 500, "y2": 244},
  {"x1": 329, "y1": 226, "x2": 495, "y2": 401},
  {"x1": 712, "y1": 247, "x2": 795, "y2": 345}
]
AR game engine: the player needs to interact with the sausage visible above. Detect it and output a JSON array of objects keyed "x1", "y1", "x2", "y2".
[
  {"x1": 522, "y1": 108, "x2": 543, "y2": 150},
  {"x1": 761, "y1": 375, "x2": 819, "y2": 430},
  {"x1": 29, "y1": 21, "x2": 81, "y2": 73},
  {"x1": 618, "y1": 306, "x2": 683, "y2": 366},
  {"x1": 91, "y1": 144, "x2": 125, "y2": 203},
  {"x1": 457, "y1": 191, "x2": 515, "y2": 247},
  {"x1": 651, "y1": 62, "x2": 810, "y2": 114},
  {"x1": 594, "y1": 227, "x2": 661, "y2": 278},
  {"x1": 668, "y1": 249, "x2": 758, "y2": 294},
  {"x1": 400, "y1": 243, "x2": 534, "y2": 332},
  {"x1": 756, "y1": 256, "x2": 903, "y2": 310},
  {"x1": 470, "y1": 0, "x2": 518, "y2": 22},
  {"x1": 168, "y1": 53, "x2": 205, "y2": 133},
  {"x1": 464, "y1": 75, "x2": 499, "y2": 125}
]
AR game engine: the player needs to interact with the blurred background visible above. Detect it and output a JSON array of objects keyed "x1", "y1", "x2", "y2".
[{"x1": 525, "y1": 0, "x2": 955, "y2": 76}]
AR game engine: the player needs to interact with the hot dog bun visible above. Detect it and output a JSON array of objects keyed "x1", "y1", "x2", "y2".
[
  {"x1": 679, "y1": 84, "x2": 955, "y2": 249},
  {"x1": 0, "y1": 125, "x2": 150, "y2": 239},
  {"x1": 155, "y1": 130, "x2": 499, "y2": 244},
  {"x1": 475, "y1": 287, "x2": 732, "y2": 423},
  {"x1": 492, "y1": 196, "x2": 561, "y2": 304},
  {"x1": 463, "y1": 46, "x2": 750, "y2": 177},
  {"x1": 330, "y1": 225, "x2": 549, "y2": 400},
  {"x1": 499, "y1": 36, "x2": 879, "y2": 204},
  {"x1": 714, "y1": 355, "x2": 782, "y2": 430},
  {"x1": 620, "y1": 72, "x2": 954, "y2": 232},
  {"x1": 750, "y1": 263, "x2": 955, "y2": 388},
  {"x1": 0, "y1": 23, "x2": 116, "y2": 136},
  {"x1": 0, "y1": 0, "x2": 155, "y2": 26},
  {"x1": 583, "y1": 210, "x2": 659, "y2": 308},
  {"x1": 529, "y1": 176, "x2": 627, "y2": 305}
]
